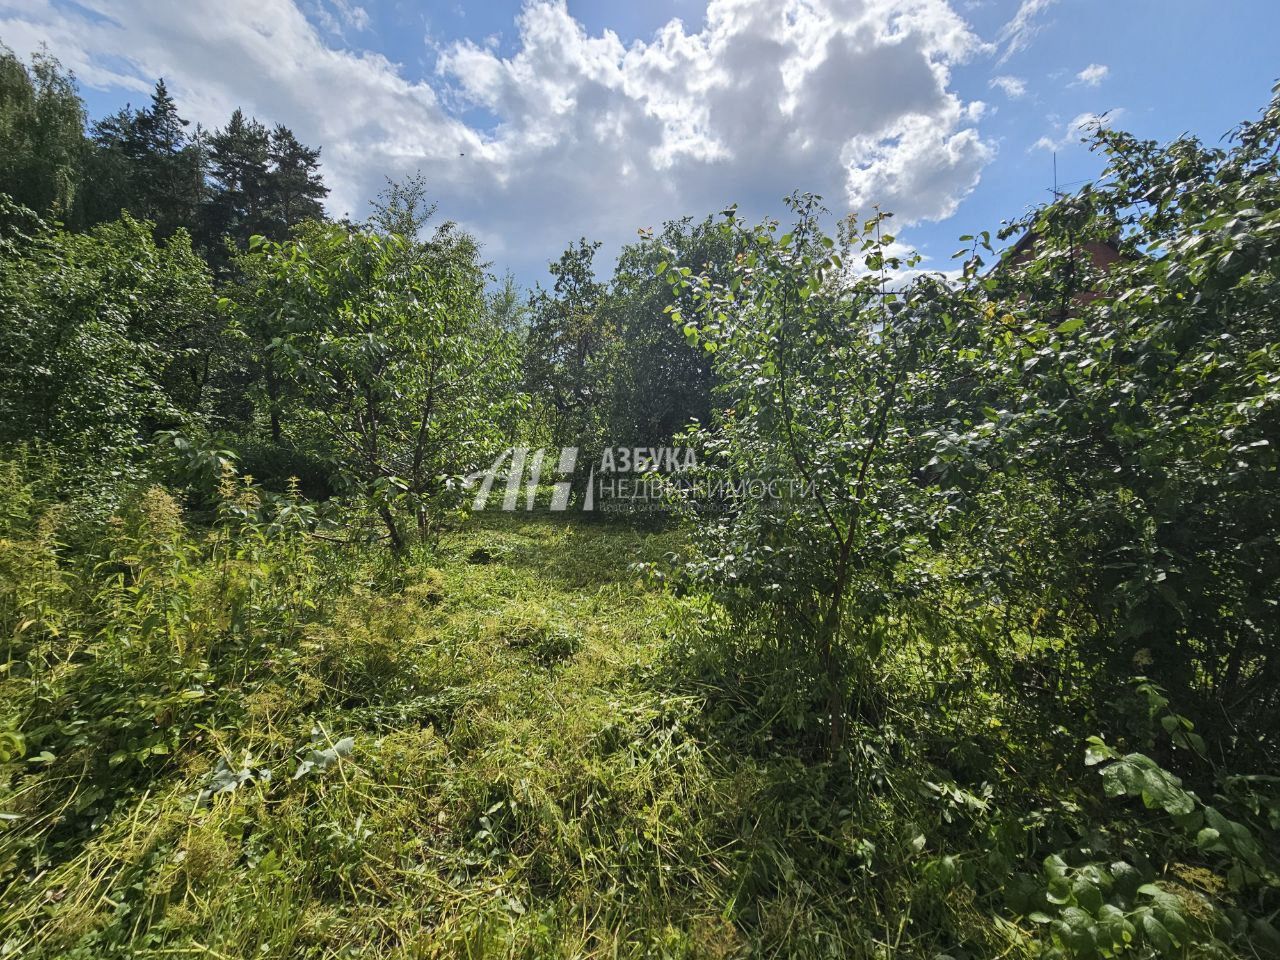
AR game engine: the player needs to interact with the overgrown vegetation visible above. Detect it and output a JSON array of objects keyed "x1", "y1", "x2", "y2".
[{"x1": 1, "y1": 45, "x2": 1278, "y2": 960}]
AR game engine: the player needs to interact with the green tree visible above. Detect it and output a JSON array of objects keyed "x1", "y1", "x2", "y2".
[
  {"x1": 0, "y1": 46, "x2": 87, "y2": 221},
  {"x1": 366, "y1": 171, "x2": 437, "y2": 240},
  {"x1": 266, "y1": 123, "x2": 327, "y2": 233},
  {"x1": 666, "y1": 196, "x2": 958, "y2": 749},
  {"x1": 525, "y1": 239, "x2": 614, "y2": 449},
  {"x1": 954, "y1": 88, "x2": 1280, "y2": 751},
  {"x1": 487, "y1": 271, "x2": 530, "y2": 334},
  {"x1": 240, "y1": 216, "x2": 518, "y2": 550},
  {"x1": 84, "y1": 79, "x2": 206, "y2": 238},
  {"x1": 0, "y1": 199, "x2": 216, "y2": 492},
  {"x1": 203, "y1": 108, "x2": 271, "y2": 254},
  {"x1": 606, "y1": 216, "x2": 733, "y2": 446},
  {"x1": 203, "y1": 114, "x2": 327, "y2": 262}
]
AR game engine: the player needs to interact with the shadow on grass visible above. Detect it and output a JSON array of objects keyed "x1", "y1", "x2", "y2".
[{"x1": 443, "y1": 505, "x2": 682, "y2": 590}]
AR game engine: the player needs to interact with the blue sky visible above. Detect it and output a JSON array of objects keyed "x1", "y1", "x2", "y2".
[{"x1": 2, "y1": 0, "x2": 1276, "y2": 287}]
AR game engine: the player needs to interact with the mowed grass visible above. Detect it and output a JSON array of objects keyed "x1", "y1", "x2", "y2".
[{"x1": 2, "y1": 510, "x2": 1033, "y2": 960}]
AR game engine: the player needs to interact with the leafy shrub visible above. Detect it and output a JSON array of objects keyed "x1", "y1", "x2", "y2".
[
  {"x1": 0, "y1": 205, "x2": 217, "y2": 497},
  {"x1": 952, "y1": 93, "x2": 1280, "y2": 756},
  {"x1": 662, "y1": 195, "x2": 962, "y2": 748},
  {"x1": 234, "y1": 220, "x2": 522, "y2": 551}
]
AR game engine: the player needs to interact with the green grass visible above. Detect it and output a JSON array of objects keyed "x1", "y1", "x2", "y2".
[
  {"x1": 2, "y1": 501, "x2": 1264, "y2": 959},
  {"x1": 0, "y1": 510, "x2": 1025, "y2": 958}
]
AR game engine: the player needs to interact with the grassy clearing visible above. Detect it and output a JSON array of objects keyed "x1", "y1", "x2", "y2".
[
  {"x1": 4, "y1": 495, "x2": 1261, "y2": 959},
  {"x1": 2, "y1": 507, "x2": 1049, "y2": 959}
]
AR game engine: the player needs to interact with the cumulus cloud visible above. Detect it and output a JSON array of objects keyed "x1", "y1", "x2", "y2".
[
  {"x1": 841, "y1": 100, "x2": 993, "y2": 221},
  {"x1": 1073, "y1": 63, "x2": 1108, "y2": 87},
  {"x1": 0, "y1": 0, "x2": 998, "y2": 276},
  {"x1": 989, "y1": 74, "x2": 1027, "y2": 99}
]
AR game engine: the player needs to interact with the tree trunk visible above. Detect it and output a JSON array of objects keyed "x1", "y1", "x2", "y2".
[
  {"x1": 819, "y1": 545, "x2": 855, "y2": 753},
  {"x1": 380, "y1": 505, "x2": 405, "y2": 554},
  {"x1": 265, "y1": 359, "x2": 282, "y2": 444},
  {"x1": 819, "y1": 596, "x2": 847, "y2": 753}
]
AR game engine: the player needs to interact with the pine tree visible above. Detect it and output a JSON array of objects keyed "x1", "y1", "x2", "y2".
[
  {"x1": 84, "y1": 79, "x2": 205, "y2": 237},
  {"x1": 132, "y1": 79, "x2": 186, "y2": 157},
  {"x1": 204, "y1": 108, "x2": 271, "y2": 253},
  {"x1": 267, "y1": 124, "x2": 327, "y2": 233},
  {"x1": 203, "y1": 115, "x2": 328, "y2": 267}
]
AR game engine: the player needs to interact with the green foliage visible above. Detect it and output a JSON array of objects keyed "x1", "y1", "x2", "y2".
[
  {"x1": 0, "y1": 463, "x2": 1277, "y2": 958},
  {"x1": 0, "y1": 46, "x2": 86, "y2": 222},
  {"x1": 0, "y1": 48, "x2": 329, "y2": 274},
  {"x1": 663, "y1": 194, "x2": 959, "y2": 747},
  {"x1": 1016, "y1": 688, "x2": 1279, "y2": 960},
  {"x1": 482, "y1": 604, "x2": 583, "y2": 666},
  {"x1": 236, "y1": 215, "x2": 521, "y2": 549},
  {"x1": 0, "y1": 205, "x2": 217, "y2": 494},
  {"x1": 523, "y1": 219, "x2": 736, "y2": 454},
  {"x1": 202, "y1": 109, "x2": 328, "y2": 270},
  {"x1": 1, "y1": 37, "x2": 1278, "y2": 960},
  {"x1": 950, "y1": 85, "x2": 1280, "y2": 755},
  {"x1": 84, "y1": 79, "x2": 207, "y2": 240},
  {"x1": 524, "y1": 238, "x2": 615, "y2": 450},
  {"x1": 604, "y1": 216, "x2": 733, "y2": 446},
  {"x1": 0, "y1": 455, "x2": 330, "y2": 872}
]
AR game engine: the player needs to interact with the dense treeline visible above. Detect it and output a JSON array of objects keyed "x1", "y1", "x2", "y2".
[
  {"x1": 0, "y1": 48, "x2": 719, "y2": 525},
  {"x1": 1, "y1": 49, "x2": 326, "y2": 260},
  {"x1": 0, "y1": 43, "x2": 1278, "y2": 960}
]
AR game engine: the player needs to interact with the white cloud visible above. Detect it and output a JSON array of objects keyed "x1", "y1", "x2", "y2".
[
  {"x1": 997, "y1": 0, "x2": 1056, "y2": 63},
  {"x1": 306, "y1": 1, "x2": 370, "y2": 38},
  {"x1": 1032, "y1": 109, "x2": 1121, "y2": 152},
  {"x1": 989, "y1": 74, "x2": 1026, "y2": 99},
  {"x1": 1073, "y1": 62, "x2": 1108, "y2": 87},
  {"x1": 0, "y1": 0, "x2": 998, "y2": 276},
  {"x1": 841, "y1": 101, "x2": 994, "y2": 222}
]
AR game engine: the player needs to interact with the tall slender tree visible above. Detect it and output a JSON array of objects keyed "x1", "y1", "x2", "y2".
[
  {"x1": 524, "y1": 239, "x2": 613, "y2": 448},
  {"x1": 203, "y1": 108, "x2": 271, "y2": 255}
]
